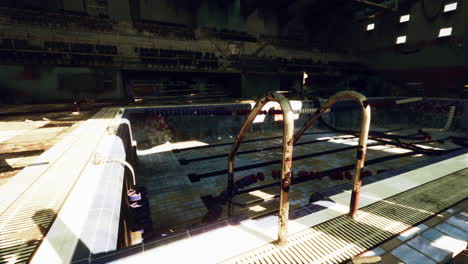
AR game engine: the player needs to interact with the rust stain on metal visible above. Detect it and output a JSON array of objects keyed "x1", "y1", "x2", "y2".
[
  {"x1": 356, "y1": 146, "x2": 365, "y2": 161},
  {"x1": 281, "y1": 178, "x2": 291, "y2": 192}
]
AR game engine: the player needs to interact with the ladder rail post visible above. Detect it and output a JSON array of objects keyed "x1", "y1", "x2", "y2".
[
  {"x1": 226, "y1": 92, "x2": 295, "y2": 247},
  {"x1": 272, "y1": 92, "x2": 295, "y2": 246},
  {"x1": 293, "y1": 91, "x2": 371, "y2": 218},
  {"x1": 227, "y1": 96, "x2": 273, "y2": 217}
]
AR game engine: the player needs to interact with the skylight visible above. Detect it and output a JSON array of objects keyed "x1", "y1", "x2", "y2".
[
  {"x1": 396, "y1": 36, "x2": 407, "y2": 44},
  {"x1": 438, "y1": 27, "x2": 453, "y2": 37},
  {"x1": 400, "y1": 14, "x2": 410, "y2": 23},
  {"x1": 444, "y1": 2, "x2": 457, "y2": 12}
]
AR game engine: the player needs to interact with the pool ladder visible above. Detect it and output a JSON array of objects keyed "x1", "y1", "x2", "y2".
[{"x1": 227, "y1": 91, "x2": 371, "y2": 246}]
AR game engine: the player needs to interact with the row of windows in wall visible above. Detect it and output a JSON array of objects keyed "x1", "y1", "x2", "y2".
[
  {"x1": 367, "y1": 26, "x2": 453, "y2": 45},
  {"x1": 395, "y1": 26, "x2": 453, "y2": 44},
  {"x1": 366, "y1": 2, "x2": 457, "y2": 31},
  {"x1": 365, "y1": 2, "x2": 458, "y2": 44}
]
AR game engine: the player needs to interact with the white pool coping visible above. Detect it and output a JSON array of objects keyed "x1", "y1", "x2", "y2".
[{"x1": 27, "y1": 109, "x2": 122, "y2": 264}]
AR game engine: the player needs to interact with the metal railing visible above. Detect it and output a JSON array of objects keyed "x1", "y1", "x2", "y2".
[
  {"x1": 227, "y1": 91, "x2": 294, "y2": 246},
  {"x1": 294, "y1": 91, "x2": 371, "y2": 217}
]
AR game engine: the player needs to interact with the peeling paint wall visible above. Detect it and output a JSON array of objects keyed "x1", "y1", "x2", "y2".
[
  {"x1": 335, "y1": 1, "x2": 468, "y2": 97},
  {"x1": 0, "y1": 65, "x2": 125, "y2": 103},
  {"x1": 241, "y1": 74, "x2": 280, "y2": 98}
]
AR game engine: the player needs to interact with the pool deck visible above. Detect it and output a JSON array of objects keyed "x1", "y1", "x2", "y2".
[{"x1": 0, "y1": 108, "x2": 121, "y2": 264}]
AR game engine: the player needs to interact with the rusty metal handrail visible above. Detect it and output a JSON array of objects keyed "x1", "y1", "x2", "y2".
[
  {"x1": 227, "y1": 91, "x2": 294, "y2": 245},
  {"x1": 294, "y1": 91, "x2": 371, "y2": 218}
]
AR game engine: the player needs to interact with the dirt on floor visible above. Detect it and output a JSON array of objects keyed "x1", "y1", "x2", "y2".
[{"x1": 0, "y1": 109, "x2": 100, "y2": 186}]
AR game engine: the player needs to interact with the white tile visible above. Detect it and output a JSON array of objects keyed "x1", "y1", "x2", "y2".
[
  {"x1": 397, "y1": 224, "x2": 429, "y2": 241},
  {"x1": 407, "y1": 236, "x2": 451, "y2": 262},
  {"x1": 444, "y1": 207, "x2": 461, "y2": 215},
  {"x1": 361, "y1": 247, "x2": 386, "y2": 257},
  {"x1": 392, "y1": 244, "x2": 436, "y2": 264},
  {"x1": 422, "y1": 229, "x2": 467, "y2": 255},
  {"x1": 446, "y1": 215, "x2": 468, "y2": 231}
]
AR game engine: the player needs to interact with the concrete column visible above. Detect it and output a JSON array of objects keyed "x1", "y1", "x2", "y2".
[{"x1": 108, "y1": 0, "x2": 131, "y2": 21}]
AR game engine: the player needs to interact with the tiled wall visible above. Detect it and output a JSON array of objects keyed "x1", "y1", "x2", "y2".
[{"x1": 126, "y1": 99, "x2": 467, "y2": 148}]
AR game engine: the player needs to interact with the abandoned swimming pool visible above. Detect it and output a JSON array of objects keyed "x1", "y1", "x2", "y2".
[
  {"x1": 2, "y1": 95, "x2": 466, "y2": 264},
  {"x1": 122, "y1": 97, "x2": 466, "y2": 239}
]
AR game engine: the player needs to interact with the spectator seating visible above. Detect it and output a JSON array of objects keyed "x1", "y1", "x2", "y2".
[
  {"x1": 0, "y1": 7, "x2": 115, "y2": 32},
  {"x1": 0, "y1": 39, "x2": 117, "y2": 66},
  {"x1": 201, "y1": 27, "x2": 257, "y2": 42},
  {"x1": 136, "y1": 48, "x2": 218, "y2": 70},
  {"x1": 133, "y1": 20, "x2": 195, "y2": 40}
]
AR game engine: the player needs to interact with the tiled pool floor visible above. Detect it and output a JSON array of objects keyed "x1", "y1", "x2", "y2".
[{"x1": 136, "y1": 128, "x2": 463, "y2": 233}]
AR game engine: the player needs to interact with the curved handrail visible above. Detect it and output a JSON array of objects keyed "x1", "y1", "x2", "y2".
[
  {"x1": 227, "y1": 91, "x2": 294, "y2": 245},
  {"x1": 294, "y1": 91, "x2": 371, "y2": 217}
]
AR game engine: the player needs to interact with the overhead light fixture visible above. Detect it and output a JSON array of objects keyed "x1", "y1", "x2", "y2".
[
  {"x1": 366, "y1": 23, "x2": 375, "y2": 31},
  {"x1": 400, "y1": 14, "x2": 410, "y2": 23},
  {"x1": 396, "y1": 35, "x2": 407, "y2": 44},
  {"x1": 438, "y1": 27, "x2": 453, "y2": 37},
  {"x1": 444, "y1": 2, "x2": 457, "y2": 12}
]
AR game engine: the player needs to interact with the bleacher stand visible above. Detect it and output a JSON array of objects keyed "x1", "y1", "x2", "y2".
[
  {"x1": 136, "y1": 47, "x2": 218, "y2": 70},
  {"x1": 133, "y1": 20, "x2": 195, "y2": 40},
  {"x1": 0, "y1": 39, "x2": 117, "y2": 66},
  {"x1": 0, "y1": 7, "x2": 115, "y2": 32}
]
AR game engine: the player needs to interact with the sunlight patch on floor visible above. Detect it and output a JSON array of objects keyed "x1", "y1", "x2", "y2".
[
  {"x1": 137, "y1": 140, "x2": 209, "y2": 155},
  {"x1": 249, "y1": 190, "x2": 276, "y2": 201}
]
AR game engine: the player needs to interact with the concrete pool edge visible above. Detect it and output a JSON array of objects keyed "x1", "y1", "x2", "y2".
[{"x1": 26, "y1": 107, "x2": 134, "y2": 264}]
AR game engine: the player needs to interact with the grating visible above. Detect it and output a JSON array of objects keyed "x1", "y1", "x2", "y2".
[
  {"x1": 220, "y1": 168, "x2": 468, "y2": 264},
  {"x1": 0, "y1": 108, "x2": 117, "y2": 264}
]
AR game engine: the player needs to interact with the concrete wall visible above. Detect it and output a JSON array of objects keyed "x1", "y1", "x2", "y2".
[
  {"x1": 108, "y1": 0, "x2": 131, "y2": 21},
  {"x1": 0, "y1": 65, "x2": 125, "y2": 103},
  {"x1": 355, "y1": 1, "x2": 466, "y2": 70},
  {"x1": 278, "y1": 0, "x2": 309, "y2": 38},
  {"x1": 4, "y1": 0, "x2": 62, "y2": 10},
  {"x1": 62, "y1": 0, "x2": 86, "y2": 13},
  {"x1": 195, "y1": 0, "x2": 279, "y2": 34},
  {"x1": 245, "y1": 9, "x2": 264, "y2": 36},
  {"x1": 464, "y1": 1, "x2": 468, "y2": 66},
  {"x1": 196, "y1": 0, "x2": 241, "y2": 30},
  {"x1": 245, "y1": 8, "x2": 278, "y2": 36},
  {"x1": 336, "y1": 1, "x2": 468, "y2": 97},
  {"x1": 139, "y1": 0, "x2": 194, "y2": 25},
  {"x1": 241, "y1": 74, "x2": 280, "y2": 98}
]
